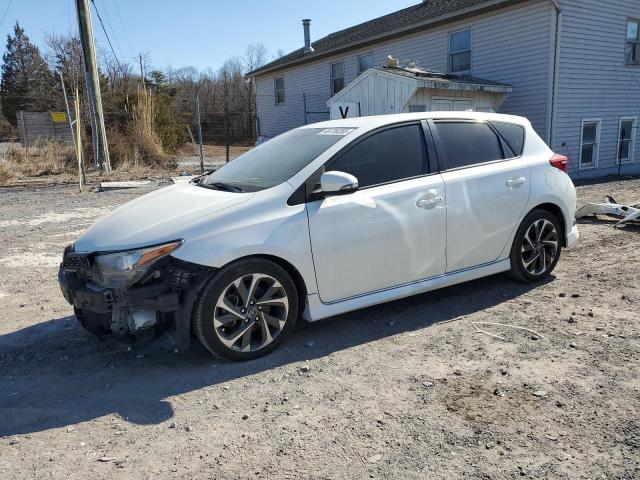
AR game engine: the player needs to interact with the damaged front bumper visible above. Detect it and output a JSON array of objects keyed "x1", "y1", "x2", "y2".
[{"x1": 58, "y1": 249, "x2": 214, "y2": 347}]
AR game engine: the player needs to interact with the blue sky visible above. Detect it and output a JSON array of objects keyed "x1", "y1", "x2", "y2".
[{"x1": 1, "y1": 0, "x2": 417, "y2": 71}]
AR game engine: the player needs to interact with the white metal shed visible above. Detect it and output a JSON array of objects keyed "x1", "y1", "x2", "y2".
[{"x1": 327, "y1": 64, "x2": 513, "y2": 120}]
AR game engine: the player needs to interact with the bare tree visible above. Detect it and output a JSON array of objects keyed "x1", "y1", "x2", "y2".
[
  {"x1": 244, "y1": 43, "x2": 268, "y2": 74},
  {"x1": 45, "y1": 33, "x2": 84, "y2": 92}
]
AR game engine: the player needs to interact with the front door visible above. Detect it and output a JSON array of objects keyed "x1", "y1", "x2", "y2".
[
  {"x1": 432, "y1": 120, "x2": 531, "y2": 272},
  {"x1": 307, "y1": 123, "x2": 447, "y2": 303},
  {"x1": 432, "y1": 99, "x2": 473, "y2": 112}
]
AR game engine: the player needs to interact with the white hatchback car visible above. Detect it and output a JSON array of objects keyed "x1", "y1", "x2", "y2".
[{"x1": 59, "y1": 112, "x2": 579, "y2": 360}]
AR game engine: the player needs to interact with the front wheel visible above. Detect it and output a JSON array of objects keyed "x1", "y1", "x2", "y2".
[
  {"x1": 508, "y1": 209, "x2": 562, "y2": 283},
  {"x1": 193, "y1": 258, "x2": 298, "y2": 360}
]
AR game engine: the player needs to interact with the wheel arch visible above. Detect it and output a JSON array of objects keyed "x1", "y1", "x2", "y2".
[
  {"x1": 245, "y1": 254, "x2": 309, "y2": 307},
  {"x1": 198, "y1": 253, "x2": 309, "y2": 319},
  {"x1": 529, "y1": 202, "x2": 567, "y2": 246}
]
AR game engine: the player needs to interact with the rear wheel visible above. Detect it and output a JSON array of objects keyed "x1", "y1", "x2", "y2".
[
  {"x1": 193, "y1": 258, "x2": 298, "y2": 360},
  {"x1": 508, "y1": 209, "x2": 562, "y2": 283}
]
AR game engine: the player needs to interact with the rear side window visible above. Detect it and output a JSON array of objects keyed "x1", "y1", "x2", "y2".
[
  {"x1": 435, "y1": 121, "x2": 503, "y2": 169},
  {"x1": 491, "y1": 121, "x2": 525, "y2": 157},
  {"x1": 329, "y1": 124, "x2": 426, "y2": 188}
]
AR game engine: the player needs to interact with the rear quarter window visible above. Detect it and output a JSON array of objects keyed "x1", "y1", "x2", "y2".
[
  {"x1": 491, "y1": 121, "x2": 525, "y2": 158},
  {"x1": 435, "y1": 121, "x2": 504, "y2": 170}
]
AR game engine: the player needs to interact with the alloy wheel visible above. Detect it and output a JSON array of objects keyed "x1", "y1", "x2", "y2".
[
  {"x1": 213, "y1": 273, "x2": 289, "y2": 352},
  {"x1": 521, "y1": 219, "x2": 559, "y2": 276}
]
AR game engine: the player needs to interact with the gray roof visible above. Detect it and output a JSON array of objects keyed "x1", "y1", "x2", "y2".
[
  {"x1": 375, "y1": 65, "x2": 513, "y2": 91},
  {"x1": 248, "y1": 0, "x2": 526, "y2": 77}
]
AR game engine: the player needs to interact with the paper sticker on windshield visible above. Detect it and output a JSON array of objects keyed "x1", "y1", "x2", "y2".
[{"x1": 318, "y1": 128, "x2": 355, "y2": 136}]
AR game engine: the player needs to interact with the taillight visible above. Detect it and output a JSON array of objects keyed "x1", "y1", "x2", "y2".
[{"x1": 550, "y1": 154, "x2": 568, "y2": 173}]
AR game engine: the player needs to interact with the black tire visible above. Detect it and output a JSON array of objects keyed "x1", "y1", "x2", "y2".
[
  {"x1": 507, "y1": 209, "x2": 563, "y2": 283},
  {"x1": 193, "y1": 258, "x2": 298, "y2": 361}
]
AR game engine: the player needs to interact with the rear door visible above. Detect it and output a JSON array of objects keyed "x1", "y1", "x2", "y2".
[
  {"x1": 306, "y1": 122, "x2": 447, "y2": 303},
  {"x1": 431, "y1": 119, "x2": 531, "y2": 273}
]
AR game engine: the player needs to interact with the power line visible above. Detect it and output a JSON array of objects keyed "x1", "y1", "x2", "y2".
[
  {"x1": 98, "y1": 0, "x2": 124, "y2": 58},
  {"x1": 0, "y1": 0, "x2": 15, "y2": 31},
  {"x1": 110, "y1": 0, "x2": 133, "y2": 58},
  {"x1": 89, "y1": 0, "x2": 123, "y2": 71}
]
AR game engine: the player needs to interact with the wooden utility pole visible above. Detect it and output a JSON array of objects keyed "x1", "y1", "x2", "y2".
[
  {"x1": 74, "y1": 88, "x2": 85, "y2": 191},
  {"x1": 75, "y1": 0, "x2": 111, "y2": 171}
]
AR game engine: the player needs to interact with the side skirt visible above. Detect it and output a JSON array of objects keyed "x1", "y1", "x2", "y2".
[{"x1": 304, "y1": 259, "x2": 512, "y2": 322}]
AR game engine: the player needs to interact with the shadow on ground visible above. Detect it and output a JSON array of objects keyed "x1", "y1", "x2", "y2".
[
  {"x1": 577, "y1": 217, "x2": 640, "y2": 231},
  {"x1": 0, "y1": 273, "x2": 547, "y2": 437}
]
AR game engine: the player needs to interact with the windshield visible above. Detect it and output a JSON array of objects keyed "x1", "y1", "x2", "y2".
[{"x1": 202, "y1": 127, "x2": 355, "y2": 191}]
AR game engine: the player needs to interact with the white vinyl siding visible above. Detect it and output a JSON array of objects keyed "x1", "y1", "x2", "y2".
[
  {"x1": 579, "y1": 119, "x2": 601, "y2": 168},
  {"x1": 617, "y1": 117, "x2": 636, "y2": 163},
  {"x1": 552, "y1": 0, "x2": 640, "y2": 177},
  {"x1": 254, "y1": 0, "x2": 553, "y2": 139}
]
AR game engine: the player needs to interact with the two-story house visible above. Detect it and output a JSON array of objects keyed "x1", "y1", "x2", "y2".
[{"x1": 247, "y1": 0, "x2": 640, "y2": 179}]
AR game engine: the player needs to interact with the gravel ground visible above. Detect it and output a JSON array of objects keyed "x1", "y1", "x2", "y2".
[{"x1": 0, "y1": 176, "x2": 639, "y2": 480}]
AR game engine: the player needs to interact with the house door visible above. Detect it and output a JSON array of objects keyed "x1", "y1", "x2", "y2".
[{"x1": 432, "y1": 99, "x2": 473, "y2": 112}]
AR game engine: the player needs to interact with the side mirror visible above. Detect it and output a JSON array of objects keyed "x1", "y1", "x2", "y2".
[{"x1": 320, "y1": 171, "x2": 359, "y2": 195}]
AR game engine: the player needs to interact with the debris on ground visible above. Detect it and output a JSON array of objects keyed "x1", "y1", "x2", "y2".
[{"x1": 576, "y1": 195, "x2": 640, "y2": 227}]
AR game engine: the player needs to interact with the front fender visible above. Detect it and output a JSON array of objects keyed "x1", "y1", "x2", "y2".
[{"x1": 172, "y1": 202, "x2": 318, "y2": 296}]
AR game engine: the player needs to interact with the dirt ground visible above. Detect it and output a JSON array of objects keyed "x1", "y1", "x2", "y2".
[{"x1": 0, "y1": 176, "x2": 639, "y2": 480}]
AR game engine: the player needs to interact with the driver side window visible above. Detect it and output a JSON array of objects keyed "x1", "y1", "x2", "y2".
[{"x1": 329, "y1": 124, "x2": 427, "y2": 188}]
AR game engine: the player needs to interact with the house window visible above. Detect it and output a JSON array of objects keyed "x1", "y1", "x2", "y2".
[
  {"x1": 358, "y1": 53, "x2": 374, "y2": 75},
  {"x1": 580, "y1": 119, "x2": 601, "y2": 168},
  {"x1": 331, "y1": 62, "x2": 345, "y2": 95},
  {"x1": 626, "y1": 20, "x2": 640, "y2": 65},
  {"x1": 274, "y1": 77, "x2": 285, "y2": 104},
  {"x1": 449, "y1": 29, "x2": 471, "y2": 72},
  {"x1": 618, "y1": 117, "x2": 636, "y2": 163}
]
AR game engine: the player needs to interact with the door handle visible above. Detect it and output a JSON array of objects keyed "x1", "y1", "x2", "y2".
[
  {"x1": 506, "y1": 177, "x2": 527, "y2": 188},
  {"x1": 416, "y1": 196, "x2": 443, "y2": 209}
]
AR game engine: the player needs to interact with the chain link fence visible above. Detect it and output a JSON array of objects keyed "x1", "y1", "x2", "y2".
[
  {"x1": 303, "y1": 93, "x2": 331, "y2": 126},
  {"x1": 0, "y1": 87, "x2": 330, "y2": 179}
]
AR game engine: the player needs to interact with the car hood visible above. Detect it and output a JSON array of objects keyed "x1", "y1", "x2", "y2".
[{"x1": 73, "y1": 183, "x2": 254, "y2": 253}]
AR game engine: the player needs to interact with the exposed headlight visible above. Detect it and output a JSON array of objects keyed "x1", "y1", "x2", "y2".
[{"x1": 92, "y1": 240, "x2": 183, "y2": 288}]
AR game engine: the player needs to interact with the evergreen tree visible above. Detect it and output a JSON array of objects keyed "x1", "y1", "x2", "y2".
[{"x1": 1, "y1": 23, "x2": 56, "y2": 125}]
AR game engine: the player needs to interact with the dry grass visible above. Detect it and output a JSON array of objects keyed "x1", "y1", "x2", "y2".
[
  {"x1": 0, "y1": 158, "x2": 13, "y2": 184},
  {"x1": 108, "y1": 87, "x2": 176, "y2": 170},
  {"x1": 178, "y1": 143, "x2": 253, "y2": 158},
  {"x1": 3, "y1": 140, "x2": 77, "y2": 179}
]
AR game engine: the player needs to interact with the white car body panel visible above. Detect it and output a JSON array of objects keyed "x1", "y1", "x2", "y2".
[
  {"x1": 72, "y1": 112, "x2": 578, "y2": 324},
  {"x1": 307, "y1": 259, "x2": 512, "y2": 321},
  {"x1": 440, "y1": 159, "x2": 531, "y2": 272},
  {"x1": 73, "y1": 183, "x2": 254, "y2": 253},
  {"x1": 307, "y1": 174, "x2": 446, "y2": 303}
]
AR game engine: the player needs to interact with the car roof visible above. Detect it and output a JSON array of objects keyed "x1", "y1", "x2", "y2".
[{"x1": 299, "y1": 112, "x2": 530, "y2": 132}]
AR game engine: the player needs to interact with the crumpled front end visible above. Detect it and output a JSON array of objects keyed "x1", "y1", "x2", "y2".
[{"x1": 58, "y1": 245, "x2": 214, "y2": 346}]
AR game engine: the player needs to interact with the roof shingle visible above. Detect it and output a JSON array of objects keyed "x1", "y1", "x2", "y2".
[{"x1": 248, "y1": 0, "x2": 521, "y2": 76}]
